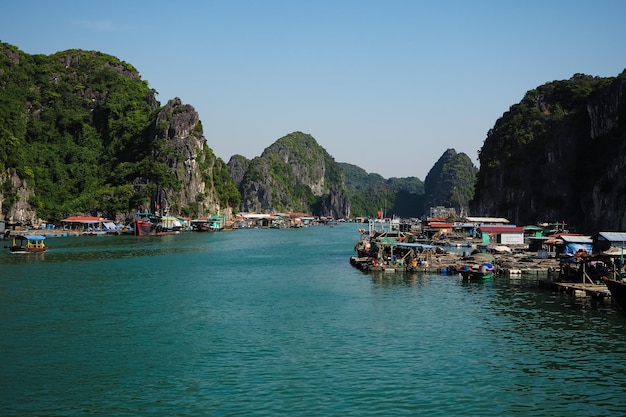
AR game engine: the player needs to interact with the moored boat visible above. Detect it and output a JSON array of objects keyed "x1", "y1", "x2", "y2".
[
  {"x1": 134, "y1": 212, "x2": 182, "y2": 236},
  {"x1": 602, "y1": 277, "x2": 626, "y2": 311},
  {"x1": 191, "y1": 219, "x2": 211, "y2": 232},
  {"x1": 7, "y1": 234, "x2": 49, "y2": 253},
  {"x1": 460, "y1": 262, "x2": 494, "y2": 280}
]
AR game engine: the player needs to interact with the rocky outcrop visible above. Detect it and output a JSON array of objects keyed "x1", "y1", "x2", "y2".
[
  {"x1": 318, "y1": 186, "x2": 351, "y2": 219},
  {"x1": 423, "y1": 149, "x2": 477, "y2": 216},
  {"x1": 145, "y1": 98, "x2": 221, "y2": 217},
  {"x1": 233, "y1": 132, "x2": 350, "y2": 218},
  {"x1": 227, "y1": 154, "x2": 250, "y2": 186},
  {"x1": 472, "y1": 71, "x2": 626, "y2": 232},
  {"x1": 0, "y1": 169, "x2": 38, "y2": 225},
  {"x1": 585, "y1": 76, "x2": 626, "y2": 231},
  {"x1": 0, "y1": 41, "x2": 235, "y2": 223}
]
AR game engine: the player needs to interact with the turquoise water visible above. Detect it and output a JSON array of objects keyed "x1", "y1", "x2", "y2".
[{"x1": 2, "y1": 224, "x2": 626, "y2": 416}]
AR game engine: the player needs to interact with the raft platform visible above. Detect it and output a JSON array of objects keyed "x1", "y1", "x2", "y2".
[
  {"x1": 349, "y1": 256, "x2": 456, "y2": 275},
  {"x1": 538, "y1": 280, "x2": 612, "y2": 300}
]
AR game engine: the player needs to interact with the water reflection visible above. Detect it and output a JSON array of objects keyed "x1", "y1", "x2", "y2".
[
  {"x1": 368, "y1": 270, "x2": 427, "y2": 287},
  {"x1": 0, "y1": 234, "x2": 208, "y2": 264}
]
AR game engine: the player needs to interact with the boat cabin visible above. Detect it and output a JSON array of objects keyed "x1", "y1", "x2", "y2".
[{"x1": 9, "y1": 234, "x2": 48, "y2": 252}]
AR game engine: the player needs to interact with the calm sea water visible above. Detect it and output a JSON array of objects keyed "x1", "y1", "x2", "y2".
[{"x1": 2, "y1": 223, "x2": 626, "y2": 416}]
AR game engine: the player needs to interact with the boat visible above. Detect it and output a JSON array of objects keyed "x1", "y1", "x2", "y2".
[
  {"x1": 602, "y1": 277, "x2": 626, "y2": 311},
  {"x1": 351, "y1": 225, "x2": 438, "y2": 272},
  {"x1": 191, "y1": 215, "x2": 230, "y2": 232},
  {"x1": 460, "y1": 262, "x2": 494, "y2": 280},
  {"x1": 191, "y1": 219, "x2": 212, "y2": 232},
  {"x1": 209, "y1": 217, "x2": 223, "y2": 232},
  {"x1": 208, "y1": 214, "x2": 235, "y2": 232},
  {"x1": 134, "y1": 212, "x2": 182, "y2": 236},
  {"x1": 7, "y1": 234, "x2": 49, "y2": 253}
]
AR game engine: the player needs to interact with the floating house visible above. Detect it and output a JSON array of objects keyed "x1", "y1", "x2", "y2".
[
  {"x1": 592, "y1": 232, "x2": 626, "y2": 253},
  {"x1": 476, "y1": 225, "x2": 525, "y2": 245},
  {"x1": 465, "y1": 216, "x2": 510, "y2": 226},
  {"x1": 555, "y1": 235, "x2": 593, "y2": 256},
  {"x1": 422, "y1": 220, "x2": 453, "y2": 239},
  {"x1": 61, "y1": 216, "x2": 117, "y2": 233}
]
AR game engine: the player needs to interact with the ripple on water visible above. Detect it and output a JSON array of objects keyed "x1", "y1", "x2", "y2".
[{"x1": 2, "y1": 227, "x2": 626, "y2": 416}]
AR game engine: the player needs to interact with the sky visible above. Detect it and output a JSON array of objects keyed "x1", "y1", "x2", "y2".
[{"x1": 2, "y1": 1, "x2": 625, "y2": 180}]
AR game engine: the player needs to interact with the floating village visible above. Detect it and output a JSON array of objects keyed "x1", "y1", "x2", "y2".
[
  {"x1": 2, "y1": 208, "x2": 626, "y2": 312},
  {"x1": 347, "y1": 209, "x2": 626, "y2": 313}
]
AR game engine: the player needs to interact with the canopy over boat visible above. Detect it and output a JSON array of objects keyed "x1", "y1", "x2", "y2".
[
  {"x1": 9, "y1": 234, "x2": 48, "y2": 252},
  {"x1": 16, "y1": 234, "x2": 47, "y2": 241}
]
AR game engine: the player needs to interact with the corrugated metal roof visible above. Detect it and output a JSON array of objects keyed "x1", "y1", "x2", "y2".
[
  {"x1": 598, "y1": 232, "x2": 626, "y2": 242},
  {"x1": 561, "y1": 235, "x2": 592, "y2": 243},
  {"x1": 62, "y1": 216, "x2": 106, "y2": 223}
]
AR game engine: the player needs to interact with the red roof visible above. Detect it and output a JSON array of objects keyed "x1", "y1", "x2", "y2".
[
  {"x1": 62, "y1": 216, "x2": 106, "y2": 223},
  {"x1": 427, "y1": 222, "x2": 453, "y2": 229},
  {"x1": 288, "y1": 212, "x2": 311, "y2": 218}
]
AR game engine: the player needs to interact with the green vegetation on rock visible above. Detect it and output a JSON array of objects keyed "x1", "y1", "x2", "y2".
[{"x1": 0, "y1": 42, "x2": 238, "y2": 222}]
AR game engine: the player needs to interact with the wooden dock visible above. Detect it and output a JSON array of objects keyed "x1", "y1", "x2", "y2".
[{"x1": 539, "y1": 280, "x2": 612, "y2": 300}]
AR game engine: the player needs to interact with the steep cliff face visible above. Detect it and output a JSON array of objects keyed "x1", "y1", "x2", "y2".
[
  {"x1": 0, "y1": 43, "x2": 236, "y2": 223},
  {"x1": 339, "y1": 162, "x2": 425, "y2": 218},
  {"x1": 472, "y1": 71, "x2": 626, "y2": 232},
  {"x1": 227, "y1": 154, "x2": 250, "y2": 186},
  {"x1": 233, "y1": 132, "x2": 350, "y2": 218},
  {"x1": 145, "y1": 98, "x2": 221, "y2": 217},
  {"x1": 423, "y1": 149, "x2": 477, "y2": 215},
  {"x1": 0, "y1": 169, "x2": 36, "y2": 225},
  {"x1": 586, "y1": 76, "x2": 626, "y2": 231}
]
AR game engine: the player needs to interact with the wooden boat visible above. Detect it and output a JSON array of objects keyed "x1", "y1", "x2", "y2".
[
  {"x1": 134, "y1": 212, "x2": 182, "y2": 236},
  {"x1": 602, "y1": 277, "x2": 626, "y2": 310},
  {"x1": 190, "y1": 216, "x2": 229, "y2": 232},
  {"x1": 460, "y1": 262, "x2": 494, "y2": 280},
  {"x1": 191, "y1": 219, "x2": 211, "y2": 232},
  {"x1": 8, "y1": 234, "x2": 49, "y2": 252}
]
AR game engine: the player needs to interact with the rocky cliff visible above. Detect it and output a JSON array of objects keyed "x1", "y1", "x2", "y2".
[
  {"x1": 0, "y1": 43, "x2": 237, "y2": 224},
  {"x1": 144, "y1": 97, "x2": 223, "y2": 218},
  {"x1": 339, "y1": 162, "x2": 425, "y2": 218},
  {"x1": 423, "y1": 149, "x2": 477, "y2": 216},
  {"x1": 229, "y1": 132, "x2": 350, "y2": 218},
  {"x1": 472, "y1": 71, "x2": 626, "y2": 232}
]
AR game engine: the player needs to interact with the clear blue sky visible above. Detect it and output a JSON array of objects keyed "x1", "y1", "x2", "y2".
[{"x1": 2, "y1": 1, "x2": 625, "y2": 180}]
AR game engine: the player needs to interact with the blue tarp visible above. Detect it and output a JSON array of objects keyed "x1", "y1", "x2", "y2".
[{"x1": 563, "y1": 242, "x2": 592, "y2": 256}]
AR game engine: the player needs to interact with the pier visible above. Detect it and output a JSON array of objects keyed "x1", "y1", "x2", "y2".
[{"x1": 538, "y1": 280, "x2": 612, "y2": 301}]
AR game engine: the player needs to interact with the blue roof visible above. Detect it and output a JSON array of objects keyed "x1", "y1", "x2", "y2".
[
  {"x1": 18, "y1": 234, "x2": 46, "y2": 240},
  {"x1": 395, "y1": 242, "x2": 435, "y2": 249},
  {"x1": 598, "y1": 232, "x2": 626, "y2": 242}
]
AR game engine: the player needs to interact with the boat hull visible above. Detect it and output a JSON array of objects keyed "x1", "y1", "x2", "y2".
[
  {"x1": 9, "y1": 246, "x2": 48, "y2": 253},
  {"x1": 461, "y1": 271, "x2": 494, "y2": 280},
  {"x1": 603, "y1": 278, "x2": 626, "y2": 311},
  {"x1": 7, "y1": 234, "x2": 49, "y2": 253},
  {"x1": 460, "y1": 263, "x2": 494, "y2": 280},
  {"x1": 134, "y1": 220, "x2": 180, "y2": 236}
]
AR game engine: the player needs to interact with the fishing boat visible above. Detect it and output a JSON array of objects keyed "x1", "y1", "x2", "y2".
[
  {"x1": 190, "y1": 219, "x2": 211, "y2": 232},
  {"x1": 190, "y1": 215, "x2": 227, "y2": 232},
  {"x1": 134, "y1": 212, "x2": 182, "y2": 236},
  {"x1": 209, "y1": 214, "x2": 235, "y2": 231},
  {"x1": 602, "y1": 277, "x2": 626, "y2": 311},
  {"x1": 460, "y1": 262, "x2": 494, "y2": 280},
  {"x1": 7, "y1": 234, "x2": 49, "y2": 253}
]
